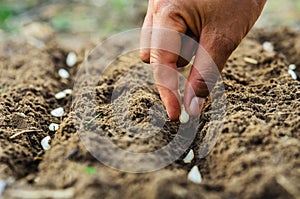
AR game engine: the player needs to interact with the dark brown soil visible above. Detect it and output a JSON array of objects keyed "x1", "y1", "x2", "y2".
[{"x1": 0, "y1": 28, "x2": 300, "y2": 199}]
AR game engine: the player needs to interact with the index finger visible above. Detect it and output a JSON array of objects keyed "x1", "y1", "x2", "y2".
[{"x1": 150, "y1": 7, "x2": 187, "y2": 120}]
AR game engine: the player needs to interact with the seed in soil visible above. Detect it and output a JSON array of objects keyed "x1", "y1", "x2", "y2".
[
  {"x1": 0, "y1": 180, "x2": 6, "y2": 196},
  {"x1": 0, "y1": 178, "x2": 14, "y2": 196},
  {"x1": 183, "y1": 149, "x2": 194, "y2": 163},
  {"x1": 262, "y1": 41, "x2": 274, "y2": 53},
  {"x1": 49, "y1": 123, "x2": 59, "y2": 131},
  {"x1": 41, "y1": 136, "x2": 51, "y2": 150},
  {"x1": 281, "y1": 135, "x2": 289, "y2": 141},
  {"x1": 188, "y1": 166, "x2": 202, "y2": 184},
  {"x1": 58, "y1": 68, "x2": 70, "y2": 79},
  {"x1": 179, "y1": 106, "x2": 189, "y2": 124},
  {"x1": 55, "y1": 91, "x2": 66, "y2": 100},
  {"x1": 55, "y1": 89, "x2": 73, "y2": 99},
  {"x1": 63, "y1": 89, "x2": 73, "y2": 95},
  {"x1": 16, "y1": 112, "x2": 26, "y2": 117},
  {"x1": 244, "y1": 57, "x2": 258, "y2": 65},
  {"x1": 289, "y1": 64, "x2": 296, "y2": 71},
  {"x1": 51, "y1": 107, "x2": 64, "y2": 117},
  {"x1": 288, "y1": 69, "x2": 297, "y2": 80},
  {"x1": 66, "y1": 52, "x2": 77, "y2": 67}
]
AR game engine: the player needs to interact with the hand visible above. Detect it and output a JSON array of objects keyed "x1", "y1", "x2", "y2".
[{"x1": 140, "y1": 0, "x2": 266, "y2": 120}]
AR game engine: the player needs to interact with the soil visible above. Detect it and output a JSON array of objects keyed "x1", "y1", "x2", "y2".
[{"x1": 0, "y1": 27, "x2": 300, "y2": 199}]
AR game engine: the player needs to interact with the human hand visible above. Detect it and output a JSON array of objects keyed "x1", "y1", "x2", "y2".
[{"x1": 140, "y1": 0, "x2": 266, "y2": 120}]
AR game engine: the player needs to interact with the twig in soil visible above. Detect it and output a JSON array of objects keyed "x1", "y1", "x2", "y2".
[
  {"x1": 9, "y1": 129, "x2": 43, "y2": 139},
  {"x1": 86, "y1": 113, "x2": 102, "y2": 126},
  {"x1": 6, "y1": 188, "x2": 74, "y2": 199},
  {"x1": 264, "y1": 111, "x2": 292, "y2": 116}
]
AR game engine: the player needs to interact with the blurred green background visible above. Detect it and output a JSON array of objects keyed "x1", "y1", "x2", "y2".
[{"x1": 0, "y1": 0, "x2": 299, "y2": 39}]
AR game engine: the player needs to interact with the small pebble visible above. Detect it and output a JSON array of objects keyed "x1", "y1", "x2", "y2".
[
  {"x1": 179, "y1": 106, "x2": 189, "y2": 124},
  {"x1": 288, "y1": 69, "x2": 297, "y2": 80},
  {"x1": 55, "y1": 91, "x2": 66, "y2": 100},
  {"x1": 41, "y1": 136, "x2": 51, "y2": 150},
  {"x1": 188, "y1": 166, "x2": 202, "y2": 184},
  {"x1": 183, "y1": 149, "x2": 194, "y2": 164},
  {"x1": 63, "y1": 89, "x2": 73, "y2": 95},
  {"x1": 262, "y1": 41, "x2": 274, "y2": 53},
  {"x1": 51, "y1": 107, "x2": 64, "y2": 117},
  {"x1": 49, "y1": 123, "x2": 59, "y2": 131},
  {"x1": 66, "y1": 52, "x2": 77, "y2": 67},
  {"x1": 289, "y1": 64, "x2": 296, "y2": 71},
  {"x1": 244, "y1": 57, "x2": 258, "y2": 65},
  {"x1": 58, "y1": 68, "x2": 70, "y2": 79}
]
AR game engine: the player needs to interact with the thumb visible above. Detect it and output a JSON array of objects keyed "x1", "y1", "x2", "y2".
[{"x1": 184, "y1": 33, "x2": 237, "y2": 115}]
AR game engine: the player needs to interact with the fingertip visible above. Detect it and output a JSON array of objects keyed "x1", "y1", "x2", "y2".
[
  {"x1": 158, "y1": 86, "x2": 181, "y2": 121},
  {"x1": 166, "y1": 105, "x2": 181, "y2": 121},
  {"x1": 140, "y1": 49, "x2": 150, "y2": 63}
]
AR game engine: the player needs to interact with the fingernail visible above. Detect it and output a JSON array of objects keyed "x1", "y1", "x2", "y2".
[{"x1": 189, "y1": 97, "x2": 205, "y2": 115}]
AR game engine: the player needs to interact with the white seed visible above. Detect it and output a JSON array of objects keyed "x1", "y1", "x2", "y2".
[
  {"x1": 66, "y1": 52, "x2": 77, "y2": 67},
  {"x1": 41, "y1": 136, "x2": 51, "y2": 150},
  {"x1": 49, "y1": 123, "x2": 59, "y2": 131},
  {"x1": 63, "y1": 89, "x2": 73, "y2": 95},
  {"x1": 0, "y1": 179, "x2": 6, "y2": 196},
  {"x1": 54, "y1": 89, "x2": 72, "y2": 99},
  {"x1": 55, "y1": 91, "x2": 66, "y2": 100},
  {"x1": 288, "y1": 69, "x2": 297, "y2": 80},
  {"x1": 58, "y1": 68, "x2": 70, "y2": 79},
  {"x1": 263, "y1": 41, "x2": 274, "y2": 53},
  {"x1": 179, "y1": 106, "x2": 189, "y2": 124},
  {"x1": 51, "y1": 107, "x2": 64, "y2": 117},
  {"x1": 188, "y1": 166, "x2": 202, "y2": 184},
  {"x1": 183, "y1": 149, "x2": 194, "y2": 164},
  {"x1": 244, "y1": 57, "x2": 258, "y2": 65},
  {"x1": 16, "y1": 112, "x2": 26, "y2": 117},
  {"x1": 0, "y1": 177, "x2": 14, "y2": 196},
  {"x1": 289, "y1": 64, "x2": 296, "y2": 70},
  {"x1": 281, "y1": 135, "x2": 289, "y2": 141}
]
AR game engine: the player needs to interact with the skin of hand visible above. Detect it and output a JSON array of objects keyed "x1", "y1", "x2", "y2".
[{"x1": 140, "y1": 0, "x2": 267, "y2": 120}]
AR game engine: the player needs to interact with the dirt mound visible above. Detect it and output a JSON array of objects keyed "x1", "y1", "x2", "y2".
[{"x1": 0, "y1": 28, "x2": 300, "y2": 199}]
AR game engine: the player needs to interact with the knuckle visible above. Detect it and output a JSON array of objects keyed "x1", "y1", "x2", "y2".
[
  {"x1": 215, "y1": 33, "x2": 240, "y2": 56},
  {"x1": 221, "y1": 36, "x2": 239, "y2": 54},
  {"x1": 191, "y1": 79, "x2": 210, "y2": 98},
  {"x1": 150, "y1": 49, "x2": 166, "y2": 64},
  {"x1": 189, "y1": 70, "x2": 219, "y2": 98},
  {"x1": 153, "y1": 0, "x2": 181, "y2": 17},
  {"x1": 150, "y1": 49, "x2": 177, "y2": 65},
  {"x1": 153, "y1": 0, "x2": 169, "y2": 14},
  {"x1": 153, "y1": 0, "x2": 186, "y2": 32}
]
